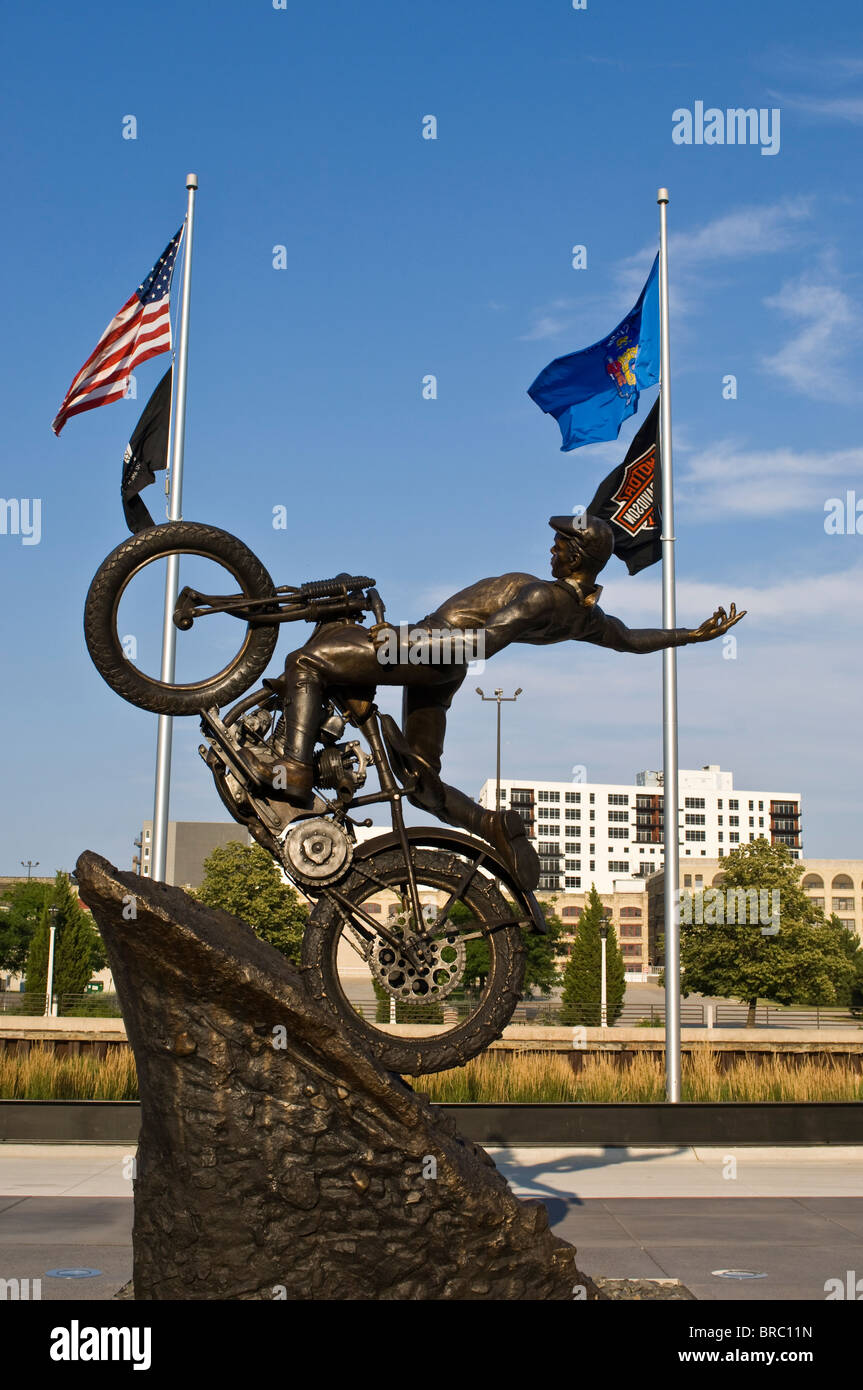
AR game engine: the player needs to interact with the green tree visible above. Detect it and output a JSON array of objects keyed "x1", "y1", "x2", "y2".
[
  {"x1": 448, "y1": 898, "x2": 562, "y2": 995},
  {"x1": 677, "y1": 841, "x2": 856, "y2": 1025},
  {"x1": 194, "y1": 841, "x2": 309, "y2": 963},
  {"x1": 560, "y1": 885, "x2": 625, "y2": 1026},
  {"x1": 53, "y1": 875, "x2": 105, "y2": 996},
  {"x1": 22, "y1": 873, "x2": 105, "y2": 1001},
  {"x1": 23, "y1": 904, "x2": 51, "y2": 996},
  {"x1": 0, "y1": 879, "x2": 52, "y2": 974}
]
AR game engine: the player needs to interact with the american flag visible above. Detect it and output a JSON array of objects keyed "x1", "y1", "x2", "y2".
[{"x1": 51, "y1": 227, "x2": 184, "y2": 436}]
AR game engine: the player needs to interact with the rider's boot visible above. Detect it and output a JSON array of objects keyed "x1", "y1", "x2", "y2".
[
  {"x1": 239, "y1": 657, "x2": 323, "y2": 800},
  {"x1": 407, "y1": 764, "x2": 540, "y2": 892},
  {"x1": 241, "y1": 746, "x2": 315, "y2": 799}
]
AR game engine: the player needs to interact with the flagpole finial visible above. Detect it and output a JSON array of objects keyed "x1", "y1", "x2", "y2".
[
  {"x1": 657, "y1": 187, "x2": 669, "y2": 204},
  {"x1": 186, "y1": 173, "x2": 198, "y2": 189}
]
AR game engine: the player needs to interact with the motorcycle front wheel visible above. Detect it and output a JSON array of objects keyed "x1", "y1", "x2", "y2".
[{"x1": 83, "y1": 522, "x2": 280, "y2": 715}]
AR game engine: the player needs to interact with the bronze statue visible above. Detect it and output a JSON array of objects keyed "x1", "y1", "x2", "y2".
[
  {"x1": 242, "y1": 513, "x2": 743, "y2": 884},
  {"x1": 83, "y1": 512, "x2": 743, "y2": 1073}
]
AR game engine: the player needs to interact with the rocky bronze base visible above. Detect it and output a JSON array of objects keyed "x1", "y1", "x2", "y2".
[{"x1": 77, "y1": 852, "x2": 596, "y2": 1301}]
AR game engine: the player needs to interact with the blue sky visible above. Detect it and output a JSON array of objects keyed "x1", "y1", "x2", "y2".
[{"x1": 2, "y1": 0, "x2": 862, "y2": 875}]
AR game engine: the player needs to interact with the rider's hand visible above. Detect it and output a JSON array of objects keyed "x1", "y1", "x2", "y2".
[
  {"x1": 688, "y1": 603, "x2": 747, "y2": 643},
  {"x1": 369, "y1": 621, "x2": 398, "y2": 647}
]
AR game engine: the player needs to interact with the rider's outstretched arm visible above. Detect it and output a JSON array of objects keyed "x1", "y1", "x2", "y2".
[{"x1": 586, "y1": 612, "x2": 693, "y2": 654}]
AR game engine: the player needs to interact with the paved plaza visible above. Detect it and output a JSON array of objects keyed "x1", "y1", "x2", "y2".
[{"x1": 1, "y1": 1143, "x2": 861, "y2": 1301}]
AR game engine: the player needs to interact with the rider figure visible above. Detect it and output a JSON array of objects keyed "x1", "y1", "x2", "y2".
[{"x1": 243, "y1": 514, "x2": 745, "y2": 889}]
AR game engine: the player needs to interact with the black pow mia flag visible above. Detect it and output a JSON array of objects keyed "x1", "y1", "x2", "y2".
[
  {"x1": 121, "y1": 367, "x2": 172, "y2": 533},
  {"x1": 587, "y1": 395, "x2": 662, "y2": 575}
]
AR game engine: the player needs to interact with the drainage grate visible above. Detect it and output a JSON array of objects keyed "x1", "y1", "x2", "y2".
[{"x1": 711, "y1": 1269, "x2": 767, "y2": 1280}]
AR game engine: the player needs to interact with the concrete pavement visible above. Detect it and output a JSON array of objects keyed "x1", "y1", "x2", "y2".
[{"x1": 2, "y1": 1144, "x2": 862, "y2": 1301}]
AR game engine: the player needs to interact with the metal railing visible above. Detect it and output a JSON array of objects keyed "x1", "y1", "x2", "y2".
[
  {"x1": 0, "y1": 992, "x2": 123, "y2": 1018},
  {"x1": 348, "y1": 997, "x2": 861, "y2": 1029}
]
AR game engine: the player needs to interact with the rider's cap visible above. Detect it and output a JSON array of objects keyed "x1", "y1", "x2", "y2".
[
  {"x1": 549, "y1": 513, "x2": 614, "y2": 571},
  {"x1": 549, "y1": 515, "x2": 582, "y2": 537}
]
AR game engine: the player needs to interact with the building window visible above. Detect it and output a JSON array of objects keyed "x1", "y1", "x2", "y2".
[
  {"x1": 685, "y1": 830, "x2": 706, "y2": 842},
  {"x1": 729, "y1": 799, "x2": 739, "y2": 810},
  {"x1": 366, "y1": 903, "x2": 381, "y2": 914},
  {"x1": 833, "y1": 898, "x2": 855, "y2": 912},
  {"x1": 621, "y1": 944, "x2": 642, "y2": 958},
  {"x1": 561, "y1": 906, "x2": 581, "y2": 918},
  {"x1": 608, "y1": 810, "x2": 629, "y2": 823},
  {"x1": 565, "y1": 841, "x2": 580, "y2": 853},
  {"x1": 565, "y1": 876, "x2": 581, "y2": 889},
  {"x1": 511, "y1": 789, "x2": 532, "y2": 806},
  {"x1": 608, "y1": 827, "x2": 629, "y2": 839},
  {"x1": 685, "y1": 813, "x2": 705, "y2": 826},
  {"x1": 619, "y1": 906, "x2": 642, "y2": 917},
  {"x1": 565, "y1": 808, "x2": 580, "y2": 820},
  {"x1": 729, "y1": 832, "x2": 739, "y2": 843},
  {"x1": 620, "y1": 923, "x2": 642, "y2": 937},
  {"x1": 565, "y1": 791, "x2": 580, "y2": 803},
  {"x1": 684, "y1": 797, "x2": 705, "y2": 809},
  {"x1": 838, "y1": 918, "x2": 856, "y2": 930},
  {"x1": 608, "y1": 793, "x2": 629, "y2": 806},
  {"x1": 589, "y1": 793, "x2": 595, "y2": 804},
  {"x1": 608, "y1": 861, "x2": 629, "y2": 873},
  {"x1": 749, "y1": 817, "x2": 754, "y2": 827},
  {"x1": 539, "y1": 875, "x2": 560, "y2": 890},
  {"x1": 729, "y1": 815, "x2": 739, "y2": 827},
  {"x1": 565, "y1": 860, "x2": 581, "y2": 871}
]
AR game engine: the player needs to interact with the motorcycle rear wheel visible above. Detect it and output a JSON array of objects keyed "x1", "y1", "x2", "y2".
[{"x1": 301, "y1": 843, "x2": 527, "y2": 1075}]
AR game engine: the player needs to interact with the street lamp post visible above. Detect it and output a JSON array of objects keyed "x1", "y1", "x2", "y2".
[
  {"x1": 45, "y1": 905, "x2": 58, "y2": 1018},
  {"x1": 21, "y1": 860, "x2": 39, "y2": 880},
  {"x1": 475, "y1": 687, "x2": 523, "y2": 812},
  {"x1": 599, "y1": 915, "x2": 610, "y2": 1029}
]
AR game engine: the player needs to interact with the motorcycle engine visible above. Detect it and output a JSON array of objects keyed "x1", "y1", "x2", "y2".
[{"x1": 281, "y1": 817, "x2": 353, "y2": 886}]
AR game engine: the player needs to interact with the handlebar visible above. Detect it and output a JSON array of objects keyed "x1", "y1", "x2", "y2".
[{"x1": 294, "y1": 573, "x2": 376, "y2": 599}]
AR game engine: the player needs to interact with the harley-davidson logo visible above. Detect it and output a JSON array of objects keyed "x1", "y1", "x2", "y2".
[{"x1": 610, "y1": 445, "x2": 656, "y2": 536}]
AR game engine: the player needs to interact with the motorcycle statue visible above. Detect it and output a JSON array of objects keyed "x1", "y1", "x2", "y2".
[{"x1": 84, "y1": 521, "x2": 545, "y2": 1075}]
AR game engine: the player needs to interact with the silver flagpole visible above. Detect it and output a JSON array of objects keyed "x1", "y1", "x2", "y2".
[
  {"x1": 151, "y1": 173, "x2": 198, "y2": 884},
  {"x1": 657, "y1": 187, "x2": 681, "y2": 1103}
]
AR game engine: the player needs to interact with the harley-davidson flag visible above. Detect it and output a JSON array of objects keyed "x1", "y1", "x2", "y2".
[
  {"x1": 588, "y1": 395, "x2": 661, "y2": 575},
  {"x1": 121, "y1": 367, "x2": 172, "y2": 533}
]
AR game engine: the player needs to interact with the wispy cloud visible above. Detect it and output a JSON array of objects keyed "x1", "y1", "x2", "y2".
[
  {"x1": 675, "y1": 441, "x2": 863, "y2": 518},
  {"x1": 604, "y1": 563, "x2": 863, "y2": 627},
  {"x1": 616, "y1": 198, "x2": 813, "y2": 307},
  {"x1": 779, "y1": 93, "x2": 863, "y2": 124},
  {"x1": 761, "y1": 269, "x2": 861, "y2": 400}
]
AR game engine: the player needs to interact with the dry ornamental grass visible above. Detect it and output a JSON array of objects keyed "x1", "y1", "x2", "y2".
[
  {"x1": 1, "y1": 1045, "x2": 860, "y2": 1104},
  {"x1": 0, "y1": 1045, "x2": 138, "y2": 1100},
  {"x1": 415, "y1": 1050, "x2": 863, "y2": 1104}
]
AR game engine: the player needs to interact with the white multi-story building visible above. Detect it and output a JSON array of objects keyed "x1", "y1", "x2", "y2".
[{"x1": 477, "y1": 765, "x2": 802, "y2": 895}]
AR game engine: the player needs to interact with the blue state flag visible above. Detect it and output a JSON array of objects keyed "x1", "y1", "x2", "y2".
[{"x1": 528, "y1": 255, "x2": 659, "y2": 451}]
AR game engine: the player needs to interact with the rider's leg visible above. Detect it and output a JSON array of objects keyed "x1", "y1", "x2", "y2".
[
  {"x1": 402, "y1": 680, "x2": 541, "y2": 892},
  {"x1": 245, "y1": 627, "x2": 385, "y2": 794},
  {"x1": 243, "y1": 649, "x2": 327, "y2": 796}
]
